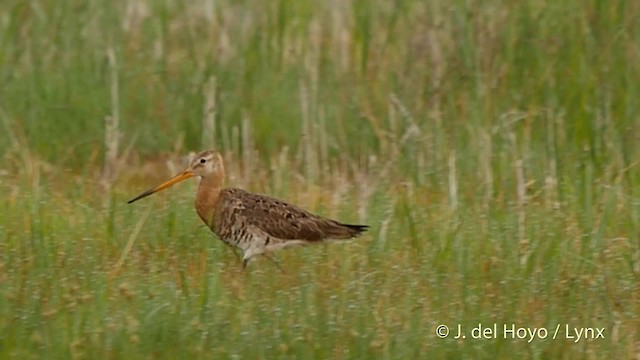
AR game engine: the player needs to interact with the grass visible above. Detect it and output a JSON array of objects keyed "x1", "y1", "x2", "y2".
[{"x1": 0, "y1": 0, "x2": 639, "y2": 358}]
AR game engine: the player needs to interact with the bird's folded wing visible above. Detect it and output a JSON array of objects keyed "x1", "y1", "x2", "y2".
[{"x1": 220, "y1": 188, "x2": 347, "y2": 241}]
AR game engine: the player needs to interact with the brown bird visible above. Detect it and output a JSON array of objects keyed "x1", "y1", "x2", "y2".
[{"x1": 127, "y1": 150, "x2": 368, "y2": 268}]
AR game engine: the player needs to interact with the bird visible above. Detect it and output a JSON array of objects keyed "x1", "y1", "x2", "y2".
[{"x1": 127, "y1": 150, "x2": 368, "y2": 268}]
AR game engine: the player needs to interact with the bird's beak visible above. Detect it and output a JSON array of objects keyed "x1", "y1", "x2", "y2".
[{"x1": 127, "y1": 170, "x2": 194, "y2": 204}]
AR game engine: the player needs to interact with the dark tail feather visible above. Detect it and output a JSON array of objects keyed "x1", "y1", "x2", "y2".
[
  {"x1": 329, "y1": 222, "x2": 369, "y2": 239},
  {"x1": 345, "y1": 224, "x2": 369, "y2": 236}
]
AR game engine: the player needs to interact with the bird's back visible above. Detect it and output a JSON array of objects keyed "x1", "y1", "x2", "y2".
[{"x1": 211, "y1": 188, "x2": 367, "y2": 246}]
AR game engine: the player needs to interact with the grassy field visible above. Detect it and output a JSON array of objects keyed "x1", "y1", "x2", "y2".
[{"x1": 1, "y1": 0, "x2": 639, "y2": 358}]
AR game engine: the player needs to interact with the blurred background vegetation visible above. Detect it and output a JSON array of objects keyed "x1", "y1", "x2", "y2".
[{"x1": 0, "y1": 0, "x2": 639, "y2": 358}]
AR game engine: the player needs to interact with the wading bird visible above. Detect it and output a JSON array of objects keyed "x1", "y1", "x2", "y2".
[{"x1": 127, "y1": 150, "x2": 368, "y2": 268}]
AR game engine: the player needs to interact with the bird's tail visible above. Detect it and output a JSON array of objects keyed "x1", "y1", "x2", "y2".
[{"x1": 327, "y1": 222, "x2": 369, "y2": 239}]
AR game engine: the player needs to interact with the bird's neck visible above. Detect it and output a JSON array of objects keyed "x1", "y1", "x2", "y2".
[{"x1": 195, "y1": 172, "x2": 223, "y2": 227}]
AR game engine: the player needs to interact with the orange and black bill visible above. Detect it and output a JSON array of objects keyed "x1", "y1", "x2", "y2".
[{"x1": 127, "y1": 170, "x2": 194, "y2": 204}]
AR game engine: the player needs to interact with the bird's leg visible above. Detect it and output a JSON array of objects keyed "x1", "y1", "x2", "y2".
[
  {"x1": 241, "y1": 249, "x2": 254, "y2": 270},
  {"x1": 240, "y1": 248, "x2": 284, "y2": 273}
]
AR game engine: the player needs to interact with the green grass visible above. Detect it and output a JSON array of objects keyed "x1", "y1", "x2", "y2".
[{"x1": 1, "y1": 0, "x2": 639, "y2": 358}]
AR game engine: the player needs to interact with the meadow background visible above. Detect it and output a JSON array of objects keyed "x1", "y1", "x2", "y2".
[{"x1": 1, "y1": 0, "x2": 639, "y2": 358}]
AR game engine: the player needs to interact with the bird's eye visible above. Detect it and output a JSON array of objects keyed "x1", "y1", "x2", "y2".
[{"x1": 199, "y1": 158, "x2": 206, "y2": 164}]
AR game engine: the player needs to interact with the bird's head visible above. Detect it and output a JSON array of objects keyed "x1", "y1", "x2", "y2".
[
  {"x1": 127, "y1": 150, "x2": 224, "y2": 204},
  {"x1": 187, "y1": 150, "x2": 224, "y2": 178}
]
